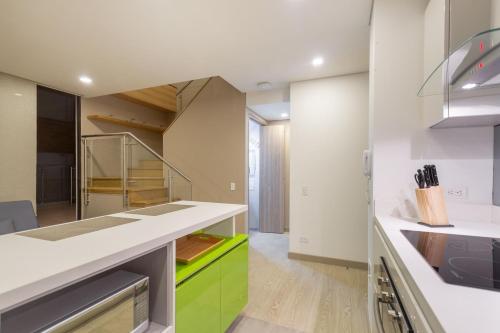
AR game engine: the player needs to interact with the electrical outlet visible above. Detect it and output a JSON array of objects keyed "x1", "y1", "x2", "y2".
[
  {"x1": 299, "y1": 236, "x2": 309, "y2": 244},
  {"x1": 230, "y1": 182, "x2": 236, "y2": 191},
  {"x1": 446, "y1": 186, "x2": 468, "y2": 200}
]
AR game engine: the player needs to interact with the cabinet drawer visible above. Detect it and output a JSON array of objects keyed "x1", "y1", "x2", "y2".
[{"x1": 176, "y1": 261, "x2": 221, "y2": 333}]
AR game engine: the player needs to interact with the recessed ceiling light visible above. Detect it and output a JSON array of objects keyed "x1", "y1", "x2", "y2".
[
  {"x1": 14, "y1": 93, "x2": 23, "y2": 97},
  {"x1": 462, "y1": 83, "x2": 478, "y2": 90},
  {"x1": 257, "y1": 81, "x2": 272, "y2": 90},
  {"x1": 312, "y1": 57, "x2": 324, "y2": 67},
  {"x1": 281, "y1": 113, "x2": 288, "y2": 118},
  {"x1": 79, "y1": 76, "x2": 93, "y2": 85}
]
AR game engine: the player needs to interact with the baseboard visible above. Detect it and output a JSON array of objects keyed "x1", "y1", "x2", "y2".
[{"x1": 288, "y1": 252, "x2": 368, "y2": 270}]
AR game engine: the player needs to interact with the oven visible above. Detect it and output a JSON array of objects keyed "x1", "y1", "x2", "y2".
[
  {"x1": 374, "y1": 256, "x2": 413, "y2": 333},
  {"x1": 1, "y1": 270, "x2": 150, "y2": 333}
]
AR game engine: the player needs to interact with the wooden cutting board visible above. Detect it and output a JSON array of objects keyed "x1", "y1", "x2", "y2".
[{"x1": 176, "y1": 234, "x2": 225, "y2": 264}]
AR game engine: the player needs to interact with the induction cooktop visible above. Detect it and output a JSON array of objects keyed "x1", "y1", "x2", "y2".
[{"x1": 402, "y1": 230, "x2": 500, "y2": 292}]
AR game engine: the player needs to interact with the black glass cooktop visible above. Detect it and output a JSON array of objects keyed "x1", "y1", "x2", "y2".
[{"x1": 402, "y1": 230, "x2": 500, "y2": 292}]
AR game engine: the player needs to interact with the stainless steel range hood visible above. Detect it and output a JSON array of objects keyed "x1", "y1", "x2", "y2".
[{"x1": 419, "y1": 28, "x2": 500, "y2": 128}]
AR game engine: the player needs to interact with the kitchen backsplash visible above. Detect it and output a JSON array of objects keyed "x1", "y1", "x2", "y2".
[{"x1": 374, "y1": 126, "x2": 494, "y2": 221}]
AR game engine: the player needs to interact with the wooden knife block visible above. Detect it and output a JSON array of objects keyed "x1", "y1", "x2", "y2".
[{"x1": 415, "y1": 186, "x2": 449, "y2": 226}]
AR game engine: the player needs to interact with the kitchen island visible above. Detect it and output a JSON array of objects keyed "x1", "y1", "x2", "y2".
[{"x1": 0, "y1": 201, "x2": 247, "y2": 333}]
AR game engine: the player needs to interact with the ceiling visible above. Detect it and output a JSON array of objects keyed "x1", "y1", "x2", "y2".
[
  {"x1": 251, "y1": 102, "x2": 291, "y2": 121},
  {"x1": 0, "y1": 0, "x2": 371, "y2": 97}
]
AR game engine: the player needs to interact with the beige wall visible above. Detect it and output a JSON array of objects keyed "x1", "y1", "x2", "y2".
[
  {"x1": 267, "y1": 120, "x2": 290, "y2": 230},
  {"x1": 290, "y1": 73, "x2": 369, "y2": 264},
  {"x1": 163, "y1": 77, "x2": 247, "y2": 232},
  {"x1": 81, "y1": 95, "x2": 174, "y2": 155},
  {"x1": 0, "y1": 73, "x2": 37, "y2": 208}
]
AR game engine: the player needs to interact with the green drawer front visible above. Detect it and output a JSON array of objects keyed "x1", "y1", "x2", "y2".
[
  {"x1": 176, "y1": 261, "x2": 221, "y2": 333},
  {"x1": 220, "y1": 241, "x2": 249, "y2": 331}
]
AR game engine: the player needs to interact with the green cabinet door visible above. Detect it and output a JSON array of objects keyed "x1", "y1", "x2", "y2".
[
  {"x1": 220, "y1": 241, "x2": 249, "y2": 331},
  {"x1": 176, "y1": 261, "x2": 221, "y2": 333}
]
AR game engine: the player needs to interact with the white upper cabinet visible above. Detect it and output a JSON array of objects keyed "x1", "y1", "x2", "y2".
[{"x1": 421, "y1": 0, "x2": 500, "y2": 128}]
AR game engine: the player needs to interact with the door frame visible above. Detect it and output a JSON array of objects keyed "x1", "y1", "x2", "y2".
[{"x1": 75, "y1": 95, "x2": 82, "y2": 219}]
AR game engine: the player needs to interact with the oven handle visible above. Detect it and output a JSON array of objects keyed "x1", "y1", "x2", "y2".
[{"x1": 374, "y1": 295, "x2": 386, "y2": 333}]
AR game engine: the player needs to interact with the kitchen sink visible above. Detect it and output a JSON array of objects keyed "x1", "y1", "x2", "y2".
[
  {"x1": 126, "y1": 203, "x2": 194, "y2": 216},
  {"x1": 19, "y1": 216, "x2": 140, "y2": 241}
]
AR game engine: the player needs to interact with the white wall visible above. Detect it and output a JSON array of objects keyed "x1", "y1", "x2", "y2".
[
  {"x1": 371, "y1": 0, "x2": 493, "y2": 222},
  {"x1": 0, "y1": 73, "x2": 37, "y2": 209},
  {"x1": 246, "y1": 87, "x2": 290, "y2": 107},
  {"x1": 290, "y1": 73, "x2": 369, "y2": 264}
]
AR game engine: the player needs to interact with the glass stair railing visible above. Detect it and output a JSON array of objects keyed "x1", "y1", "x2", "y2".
[
  {"x1": 419, "y1": 28, "x2": 500, "y2": 97},
  {"x1": 176, "y1": 77, "x2": 211, "y2": 113},
  {"x1": 160, "y1": 77, "x2": 212, "y2": 133},
  {"x1": 81, "y1": 132, "x2": 192, "y2": 219}
]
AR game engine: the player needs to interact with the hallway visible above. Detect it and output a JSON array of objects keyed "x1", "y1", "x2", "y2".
[{"x1": 230, "y1": 232, "x2": 368, "y2": 333}]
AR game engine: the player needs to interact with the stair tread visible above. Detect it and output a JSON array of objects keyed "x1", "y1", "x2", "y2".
[
  {"x1": 88, "y1": 186, "x2": 167, "y2": 193},
  {"x1": 130, "y1": 197, "x2": 169, "y2": 204},
  {"x1": 128, "y1": 177, "x2": 164, "y2": 180},
  {"x1": 90, "y1": 177, "x2": 164, "y2": 180},
  {"x1": 129, "y1": 197, "x2": 169, "y2": 207},
  {"x1": 87, "y1": 187, "x2": 123, "y2": 194},
  {"x1": 129, "y1": 167, "x2": 163, "y2": 170},
  {"x1": 90, "y1": 177, "x2": 121, "y2": 180},
  {"x1": 128, "y1": 186, "x2": 167, "y2": 192}
]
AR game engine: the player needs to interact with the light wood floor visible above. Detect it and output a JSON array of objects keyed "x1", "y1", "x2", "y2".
[
  {"x1": 229, "y1": 232, "x2": 368, "y2": 333},
  {"x1": 37, "y1": 202, "x2": 76, "y2": 227}
]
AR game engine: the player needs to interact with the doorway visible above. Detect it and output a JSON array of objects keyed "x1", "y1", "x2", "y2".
[
  {"x1": 248, "y1": 118, "x2": 289, "y2": 233},
  {"x1": 36, "y1": 86, "x2": 80, "y2": 226}
]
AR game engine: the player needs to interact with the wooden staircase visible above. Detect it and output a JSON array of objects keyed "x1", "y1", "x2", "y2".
[{"x1": 88, "y1": 160, "x2": 169, "y2": 207}]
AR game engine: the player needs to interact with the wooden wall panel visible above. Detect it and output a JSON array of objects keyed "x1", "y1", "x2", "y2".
[{"x1": 115, "y1": 85, "x2": 177, "y2": 113}]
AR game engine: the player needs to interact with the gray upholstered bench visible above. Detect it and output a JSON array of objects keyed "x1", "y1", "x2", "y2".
[{"x1": 0, "y1": 200, "x2": 39, "y2": 235}]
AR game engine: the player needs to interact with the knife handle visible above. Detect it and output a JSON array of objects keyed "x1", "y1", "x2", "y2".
[
  {"x1": 423, "y1": 168, "x2": 431, "y2": 188},
  {"x1": 431, "y1": 165, "x2": 439, "y2": 186},
  {"x1": 414, "y1": 174, "x2": 421, "y2": 188}
]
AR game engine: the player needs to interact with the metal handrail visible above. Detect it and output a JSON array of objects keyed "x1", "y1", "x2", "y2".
[{"x1": 81, "y1": 132, "x2": 192, "y2": 183}]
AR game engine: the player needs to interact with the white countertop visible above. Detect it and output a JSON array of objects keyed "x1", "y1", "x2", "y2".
[
  {"x1": 376, "y1": 214, "x2": 500, "y2": 333},
  {"x1": 0, "y1": 201, "x2": 247, "y2": 313}
]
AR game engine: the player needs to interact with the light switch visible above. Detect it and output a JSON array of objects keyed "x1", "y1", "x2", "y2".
[
  {"x1": 230, "y1": 182, "x2": 236, "y2": 191},
  {"x1": 302, "y1": 186, "x2": 309, "y2": 196}
]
